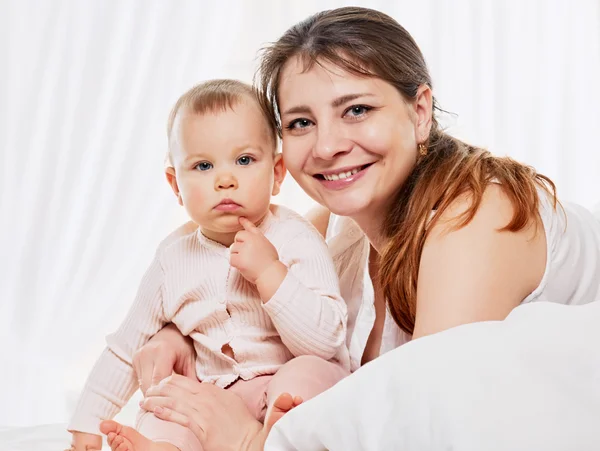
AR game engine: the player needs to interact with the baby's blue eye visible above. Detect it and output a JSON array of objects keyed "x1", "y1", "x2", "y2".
[
  {"x1": 237, "y1": 156, "x2": 254, "y2": 166},
  {"x1": 195, "y1": 162, "x2": 213, "y2": 171}
]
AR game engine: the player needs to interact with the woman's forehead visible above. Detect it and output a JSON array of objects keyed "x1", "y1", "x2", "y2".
[
  {"x1": 280, "y1": 55, "x2": 370, "y2": 86},
  {"x1": 278, "y1": 57, "x2": 394, "y2": 108}
]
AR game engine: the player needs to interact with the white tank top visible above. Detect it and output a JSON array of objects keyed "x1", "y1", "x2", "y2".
[
  {"x1": 522, "y1": 192, "x2": 600, "y2": 305},
  {"x1": 326, "y1": 193, "x2": 600, "y2": 370}
]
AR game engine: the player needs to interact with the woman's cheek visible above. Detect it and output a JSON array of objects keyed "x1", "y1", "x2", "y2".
[
  {"x1": 282, "y1": 151, "x2": 302, "y2": 178},
  {"x1": 356, "y1": 122, "x2": 390, "y2": 157}
]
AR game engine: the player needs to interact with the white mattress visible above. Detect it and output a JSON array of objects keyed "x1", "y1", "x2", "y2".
[{"x1": 0, "y1": 424, "x2": 109, "y2": 451}]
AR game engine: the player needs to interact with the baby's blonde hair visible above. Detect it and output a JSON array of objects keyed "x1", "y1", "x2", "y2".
[{"x1": 166, "y1": 79, "x2": 277, "y2": 167}]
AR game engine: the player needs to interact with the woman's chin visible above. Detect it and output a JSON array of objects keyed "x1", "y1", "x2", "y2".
[{"x1": 321, "y1": 194, "x2": 373, "y2": 219}]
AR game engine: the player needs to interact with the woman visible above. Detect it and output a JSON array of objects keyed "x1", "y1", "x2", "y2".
[{"x1": 132, "y1": 6, "x2": 600, "y2": 450}]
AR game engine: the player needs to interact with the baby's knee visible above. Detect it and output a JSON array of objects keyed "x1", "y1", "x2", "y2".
[
  {"x1": 282, "y1": 355, "x2": 349, "y2": 381},
  {"x1": 267, "y1": 356, "x2": 348, "y2": 406},
  {"x1": 286, "y1": 354, "x2": 326, "y2": 368}
]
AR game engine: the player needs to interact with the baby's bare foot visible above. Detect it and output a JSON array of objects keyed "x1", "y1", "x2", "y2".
[
  {"x1": 99, "y1": 420, "x2": 179, "y2": 451},
  {"x1": 264, "y1": 392, "x2": 303, "y2": 431}
]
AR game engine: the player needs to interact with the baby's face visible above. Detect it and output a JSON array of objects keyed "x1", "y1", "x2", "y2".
[{"x1": 169, "y1": 99, "x2": 282, "y2": 236}]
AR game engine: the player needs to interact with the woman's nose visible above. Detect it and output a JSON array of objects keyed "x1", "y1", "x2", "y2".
[{"x1": 312, "y1": 124, "x2": 352, "y2": 160}]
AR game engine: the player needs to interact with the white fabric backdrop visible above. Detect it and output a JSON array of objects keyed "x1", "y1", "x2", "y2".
[{"x1": 0, "y1": 0, "x2": 599, "y2": 427}]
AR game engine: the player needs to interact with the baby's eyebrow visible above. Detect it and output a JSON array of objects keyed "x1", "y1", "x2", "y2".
[
  {"x1": 231, "y1": 143, "x2": 256, "y2": 153},
  {"x1": 183, "y1": 152, "x2": 212, "y2": 163}
]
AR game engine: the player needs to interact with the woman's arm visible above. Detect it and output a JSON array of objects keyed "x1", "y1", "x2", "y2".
[{"x1": 412, "y1": 184, "x2": 546, "y2": 339}]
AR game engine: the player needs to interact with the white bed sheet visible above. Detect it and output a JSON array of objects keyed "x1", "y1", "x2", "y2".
[{"x1": 0, "y1": 392, "x2": 140, "y2": 451}]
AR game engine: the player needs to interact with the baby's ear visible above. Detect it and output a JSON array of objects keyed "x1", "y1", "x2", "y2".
[
  {"x1": 165, "y1": 167, "x2": 183, "y2": 206},
  {"x1": 271, "y1": 153, "x2": 286, "y2": 196}
]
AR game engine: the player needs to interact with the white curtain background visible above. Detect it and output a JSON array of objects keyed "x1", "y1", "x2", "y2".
[{"x1": 1, "y1": 0, "x2": 599, "y2": 427}]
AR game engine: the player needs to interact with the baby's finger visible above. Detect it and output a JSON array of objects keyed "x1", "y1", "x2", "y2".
[
  {"x1": 239, "y1": 217, "x2": 260, "y2": 234},
  {"x1": 230, "y1": 242, "x2": 241, "y2": 254},
  {"x1": 234, "y1": 230, "x2": 248, "y2": 243}
]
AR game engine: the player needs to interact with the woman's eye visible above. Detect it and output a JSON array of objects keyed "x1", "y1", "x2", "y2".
[
  {"x1": 237, "y1": 156, "x2": 254, "y2": 166},
  {"x1": 287, "y1": 118, "x2": 313, "y2": 130},
  {"x1": 195, "y1": 162, "x2": 213, "y2": 171},
  {"x1": 345, "y1": 105, "x2": 371, "y2": 117}
]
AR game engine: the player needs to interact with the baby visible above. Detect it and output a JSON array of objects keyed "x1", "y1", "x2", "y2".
[{"x1": 67, "y1": 80, "x2": 350, "y2": 451}]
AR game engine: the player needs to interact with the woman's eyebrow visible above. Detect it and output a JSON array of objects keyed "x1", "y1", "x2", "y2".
[
  {"x1": 282, "y1": 105, "x2": 312, "y2": 116},
  {"x1": 331, "y1": 93, "x2": 374, "y2": 108},
  {"x1": 282, "y1": 93, "x2": 374, "y2": 116}
]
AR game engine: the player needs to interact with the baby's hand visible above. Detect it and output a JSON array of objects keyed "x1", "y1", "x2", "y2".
[
  {"x1": 67, "y1": 431, "x2": 102, "y2": 451},
  {"x1": 230, "y1": 217, "x2": 279, "y2": 284}
]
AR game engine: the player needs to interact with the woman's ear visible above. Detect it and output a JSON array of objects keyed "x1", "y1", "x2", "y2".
[
  {"x1": 271, "y1": 153, "x2": 286, "y2": 196},
  {"x1": 414, "y1": 85, "x2": 433, "y2": 143},
  {"x1": 165, "y1": 166, "x2": 183, "y2": 206}
]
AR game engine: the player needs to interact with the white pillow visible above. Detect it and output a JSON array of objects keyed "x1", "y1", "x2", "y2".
[
  {"x1": 265, "y1": 301, "x2": 600, "y2": 451},
  {"x1": 593, "y1": 201, "x2": 600, "y2": 221}
]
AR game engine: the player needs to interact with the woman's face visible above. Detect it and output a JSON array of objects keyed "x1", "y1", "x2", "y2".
[{"x1": 278, "y1": 56, "x2": 431, "y2": 220}]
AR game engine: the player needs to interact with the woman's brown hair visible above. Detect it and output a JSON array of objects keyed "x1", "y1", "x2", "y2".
[{"x1": 256, "y1": 6, "x2": 556, "y2": 335}]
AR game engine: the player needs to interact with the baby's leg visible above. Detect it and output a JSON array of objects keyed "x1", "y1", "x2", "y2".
[
  {"x1": 264, "y1": 356, "x2": 350, "y2": 428},
  {"x1": 99, "y1": 377, "x2": 273, "y2": 451},
  {"x1": 227, "y1": 375, "x2": 272, "y2": 422},
  {"x1": 100, "y1": 409, "x2": 202, "y2": 451},
  {"x1": 136, "y1": 409, "x2": 203, "y2": 451}
]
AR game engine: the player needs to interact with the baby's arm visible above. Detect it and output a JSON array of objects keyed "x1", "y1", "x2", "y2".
[
  {"x1": 230, "y1": 217, "x2": 347, "y2": 363},
  {"x1": 68, "y1": 253, "x2": 167, "y2": 441},
  {"x1": 260, "y1": 227, "x2": 348, "y2": 362}
]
